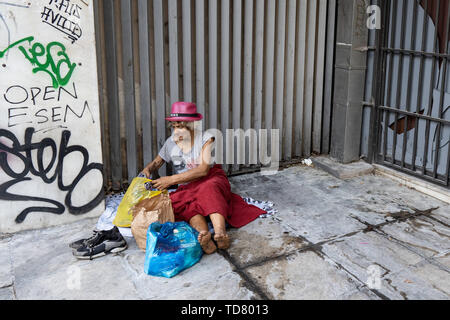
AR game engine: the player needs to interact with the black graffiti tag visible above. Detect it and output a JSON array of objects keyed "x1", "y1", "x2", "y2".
[{"x1": 0, "y1": 127, "x2": 104, "y2": 223}]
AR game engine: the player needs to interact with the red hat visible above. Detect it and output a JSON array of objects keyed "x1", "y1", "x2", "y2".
[{"x1": 165, "y1": 102, "x2": 203, "y2": 122}]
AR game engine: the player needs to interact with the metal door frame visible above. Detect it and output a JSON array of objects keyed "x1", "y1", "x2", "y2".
[{"x1": 368, "y1": 0, "x2": 450, "y2": 188}]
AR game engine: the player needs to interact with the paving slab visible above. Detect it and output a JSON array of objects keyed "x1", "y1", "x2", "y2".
[
  {"x1": 234, "y1": 176, "x2": 368, "y2": 244},
  {"x1": 9, "y1": 218, "x2": 140, "y2": 300},
  {"x1": 374, "y1": 164, "x2": 450, "y2": 204},
  {"x1": 147, "y1": 271, "x2": 259, "y2": 300},
  {"x1": 299, "y1": 181, "x2": 400, "y2": 227},
  {"x1": 13, "y1": 254, "x2": 140, "y2": 300},
  {"x1": 244, "y1": 251, "x2": 364, "y2": 300},
  {"x1": 320, "y1": 230, "x2": 450, "y2": 299},
  {"x1": 226, "y1": 217, "x2": 307, "y2": 268},
  {"x1": 230, "y1": 164, "x2": 332, "y2": 186},
  {"x1": 305, "y1": 173, "x2": 446, "y2": 227},
  {"x1": 275, "y1": 173, "x2": 402, "y2": 227},
  {"x1": 321, "y1": 231, "x2": 423, "y2": 283},
  {"x1": 230, "y1": 169, "x2": 328, "y2": 199},
  {"x1": 279, "y1": 164, "x2": 343, "y2": 182},
  {"x1": 0, "y1": 287, "x2": 15, "y2": 300},
  {"x1": 229, "y1": 174, "x2": 274, "y2": 191},
  {"x1": 406, "y1": 260, "x2": 450, "y2": 297},
  {"x1": 0, "y1": 238, "x2": 14, "y2": 289},
  {"x1": 429, "y1": 206, "x2": 450, "y2": 227},
  {"x1": 120, "y1": 243, "x2": 256, "y2": 300},
  {"x1": 435, "y1": 254, "x2": 450, "y2": 269},
  {"x1": 229, "y1": 166, "x2": 334, "y2": 201},
  {"x1": 309, "y1": 170, "x2": 445, "y2": 210},
  {"x1": 377, "y1": 261, "x2": 450, "y2": 300},
  {"x1": 338, "y1": 287, "x2": 381, "y2": 300},
  {"x1": 234, "y1": 166, "x2": 448, "y2": 245},
  {"x1": 346, "y1": 174, "x2": 445, "y2": 212},
  {"x1": 237, "y1": 182, "x2": 327, "y2": 217},
  {"x1": 278, "y1": 203, "x2": 367, "y2": 244},
  {"x1": 379, "y1": 216, "x2": 450, "y2": 260}
]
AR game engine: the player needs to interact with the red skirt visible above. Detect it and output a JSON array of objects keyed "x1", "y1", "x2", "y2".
[{"x1": 169, "y1": 164, "x2": 265, "y2": 228}]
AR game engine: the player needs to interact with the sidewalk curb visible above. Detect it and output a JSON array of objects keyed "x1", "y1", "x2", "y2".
[
  {"x1": 311, "y1": 156, "x2": 375, "y2": 180},
  {"x1": 373, "y1": 164, "x2": 450, "y2": 204}
]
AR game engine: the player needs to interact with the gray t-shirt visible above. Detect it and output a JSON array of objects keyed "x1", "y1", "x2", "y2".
[{"x1": 158, "y1": 131, "x2": 215, "y2": 175}]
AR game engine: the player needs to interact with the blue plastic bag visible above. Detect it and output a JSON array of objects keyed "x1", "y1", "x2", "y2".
[{"x1": 144, "y1": 221, "x2": 203, "y2": 278}]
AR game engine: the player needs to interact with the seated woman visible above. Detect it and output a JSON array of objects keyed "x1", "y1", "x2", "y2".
[{"x1": 141, "y1": 102, "x2": 265, "y2": 254}]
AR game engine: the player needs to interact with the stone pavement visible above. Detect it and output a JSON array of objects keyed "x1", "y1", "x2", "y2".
[{"x1": 1, "y1": 163, "x2": 449, "y2": 300}]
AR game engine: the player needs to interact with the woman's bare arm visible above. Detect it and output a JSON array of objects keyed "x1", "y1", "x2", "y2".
[
  {"x1": 151, "y1": 139, "x2": 214, "y2": 190},
  {"x1": 141, "y1": 155, "x2": 165, "y2": 178}
]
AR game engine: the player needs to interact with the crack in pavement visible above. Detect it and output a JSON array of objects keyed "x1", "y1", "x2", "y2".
[
  {"x1": 218, "y1": 250, "x2": 271, "y2": 300},
  {"x1": 230, "y1": 205, "x2": 447, "y2": 300},
  {"x1": 374, "y1": 229, "x2": 450, "y2": 274}
]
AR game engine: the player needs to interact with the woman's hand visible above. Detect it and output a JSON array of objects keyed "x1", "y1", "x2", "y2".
[
  {"x1": 141, "y1": 156, "x2": 166, "y2": 179},
  {"x1": 151, "y1": 176, "x2": 174, "y2": 191},
  {"x1": 141, "y1": 167, "x2": 151, "y2": 179}
]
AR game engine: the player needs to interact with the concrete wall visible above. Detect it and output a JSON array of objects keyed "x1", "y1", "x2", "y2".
[
  {"x1": 330, "y1": 0, "x2": 369, "y2": 163},
  {"x1": 0, "y1": 0, "x2": 105, "y2": 233}
]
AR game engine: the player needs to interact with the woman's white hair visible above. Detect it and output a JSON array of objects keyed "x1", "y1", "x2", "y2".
[{"x1": 168, "y1": 120, "x2": 200, "y2": 132}]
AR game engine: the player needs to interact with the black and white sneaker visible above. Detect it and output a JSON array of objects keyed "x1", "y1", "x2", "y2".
[
  {"x1": 69, "y1": 229, "x2": 103, "y2": 250},
  {"x1": 72, "y1": 227, "x2": 128, "y2": 260}
]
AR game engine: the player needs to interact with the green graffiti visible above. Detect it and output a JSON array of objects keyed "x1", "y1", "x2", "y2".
[
  {"x1": 0, "y1": 36, "x2": 34, "y2": 58},
  {"x1": 0, "y1": 36, "x2": 76, "y2": 89}
]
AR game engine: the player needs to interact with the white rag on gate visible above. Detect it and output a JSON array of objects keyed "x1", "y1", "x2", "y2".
[{"x1": 96, "y1": 192, "x2": 278, "y2": 238}]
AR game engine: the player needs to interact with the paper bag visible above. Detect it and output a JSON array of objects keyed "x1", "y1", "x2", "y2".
[{"x1": 131, "y1": 192, "x2": 175, "y2": 251}]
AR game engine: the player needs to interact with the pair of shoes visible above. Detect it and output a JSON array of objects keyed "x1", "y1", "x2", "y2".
[{"x1": 70, "y1": 227, "x2": 128, "y2": 260}]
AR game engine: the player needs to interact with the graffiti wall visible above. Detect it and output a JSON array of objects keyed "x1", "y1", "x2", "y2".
[{"x1": 0, "y1": 0, "x2": 104, "y2": 233}]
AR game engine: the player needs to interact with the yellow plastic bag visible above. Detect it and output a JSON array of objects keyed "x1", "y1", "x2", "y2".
[{"x1": 113, "y1": 177, "x2": 163, "y2": 227}]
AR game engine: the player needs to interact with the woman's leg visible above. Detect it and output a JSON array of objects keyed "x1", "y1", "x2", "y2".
[
  {"x1": 189, "y1": 215, "x2": 217, "y2": 254},
  {"x1": 210, "y1": 213, "x2": 230, "y2": 250}
]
